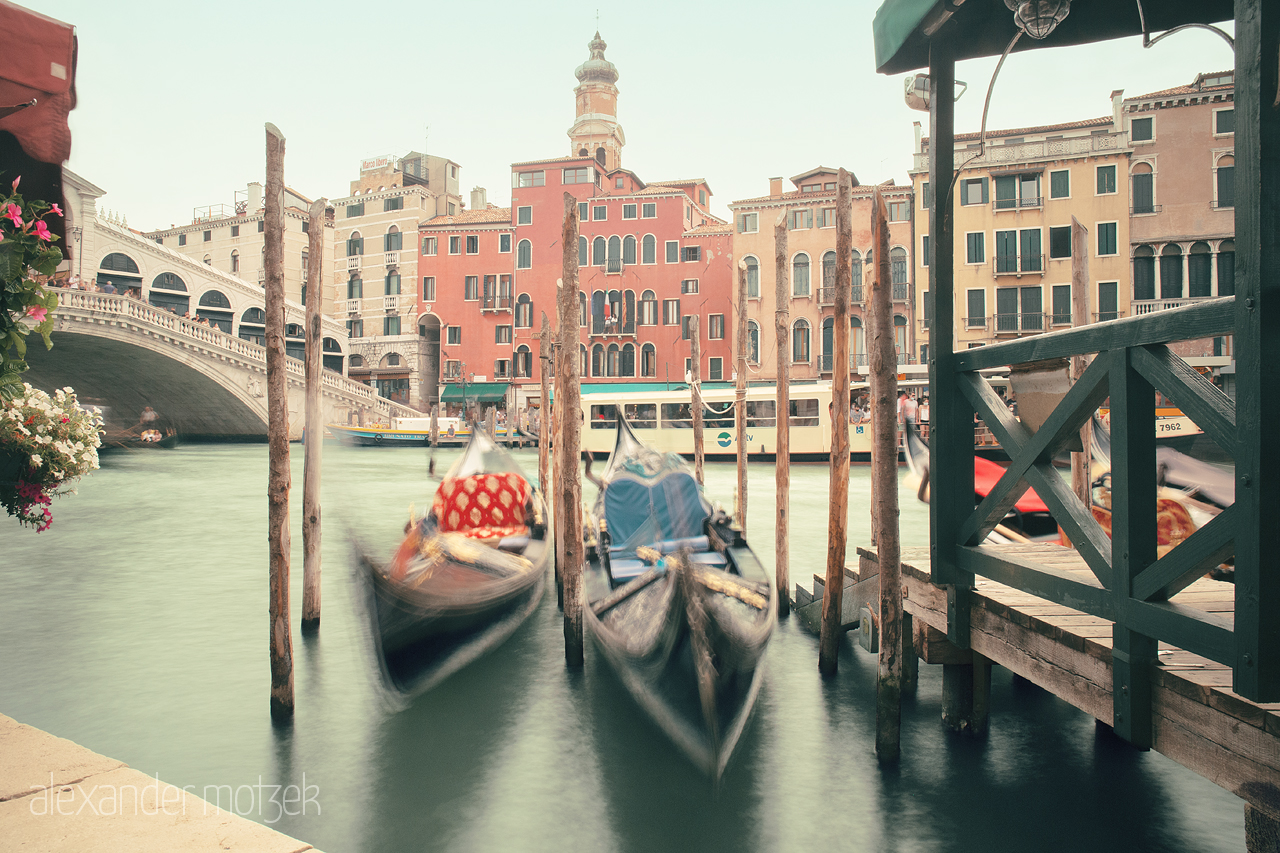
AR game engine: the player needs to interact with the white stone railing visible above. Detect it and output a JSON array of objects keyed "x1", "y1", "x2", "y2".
[
  {"x1": 346, "y1": 256, "x2": 362, "y2": 271},
  {"x1": 914, "y1": 131, "x2": 1128, "y2": 171},
  {"x1": 1132, "y1": 298, "x2": 1207, "y2": 316},
  {"x1": 383, "y1": 251, "x2": 399, "y2": 267}
]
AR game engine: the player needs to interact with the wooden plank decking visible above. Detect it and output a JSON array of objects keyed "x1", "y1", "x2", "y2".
[{"x1": 857, "y1": 543, "x2": 1280, "y2": 810}]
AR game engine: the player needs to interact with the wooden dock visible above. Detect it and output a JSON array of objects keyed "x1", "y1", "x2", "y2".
[{"x1": 800, "y1": 544, "x2": 1280, "y2": 835}]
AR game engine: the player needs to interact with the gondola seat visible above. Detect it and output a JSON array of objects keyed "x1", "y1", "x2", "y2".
[
  {"x1": 602, "y1": 470, "x2": 726, "y2": 584},
  {"x1": 433, "y1": 472, "x2": 533, "y2": 542}
]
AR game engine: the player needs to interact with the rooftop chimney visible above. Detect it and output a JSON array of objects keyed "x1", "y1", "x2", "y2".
[
  {"x1": 1110, "y1": 89, "x2": 1125, "y2": 129},
  {"x1": 470, "y1": 186, "x2": 487, "y2": 212},
  {"x1": 247, "y1": 182, "x2": 263, "y2": 211},
  {"x1": 913, "y1": 121, "x2": 922, "y2": 154},
  {"x1": 769, "y1": 177, "x2": 783, "y2": 198}
]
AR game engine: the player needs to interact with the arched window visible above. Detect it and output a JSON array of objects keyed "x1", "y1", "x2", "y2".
[
  {"x1": 347, "y1": 276, "x2": 362, "y2": 300},
  {"x1": 347, "y1": 232, "x2": 363, "y2": 256},
  {"x1": 642, "y1": 234, "x2": 656, "y2": 264},
  {"x1": 747, "y1": 321, "x2": 760, "y2": 364},
  {"x1": 198, "y1": 290, "x2": 231, "y2": 309},
  {"x1": 792, "y1": 318, "x2": 810, "y2": 363},
  {"x1": 196, "y1": 290, "x2": 233, "y2": 333},
  {"x1": 1215, "y1": 154, "x2": 1235, "y2": 209},
  {"x1": 349, "y1": 354, "x2": 365, "y2": 368},
  {"x1": 1160, "y1": 244, "x2": 1183, "y2": 299},
  {"x1": 579, "y1": 292, "x2": 588, "y2": 327},
  {"x1": 596, "y1": 146, "x2": 606, "y2": 166},
  {"x1": 148, "y1": 272, "x2": 189, "y2": 314},
  {"x1": 851, "y1": 249, "x2": 863, "y2": 291},
  {"x1": 384, "y1": 272, "x2": 401, "y2": 295},
  {"x1": 640, "y1": 290, "x2": 658, "y2": 326},
  {"x1": 623, "y1": 235, "x2": 637, "y2": 266},
  {"x1": 515, "y1": 293, "x2": 533, "y2": 328},
  {"x1": 623, "y1": 290, "x2": 636, "y2": 334},
  {"x1": 606, "y1": 344, "x2": 620, "y2": 377},
  {"x1": 515, "y1": 345, "x2": 532, "y2": 378},
  {"x1": 1133, "y1": 245, "x2": 1156, "y2": 301},
  {"x1": 230, "y1": 250, "x2": 240, "y2": 274},
  {"x1": 591, "y1": 343, "x2": 605, "y2": 377},
  {"x1": 745, "y1": 256, "x2": 759, "y2": 298},
  {"x1": 894, "y1": 315, "x2": 908, "y2": 361},
  {"x1": 1189, "y1": 242, "x2": 1212, "y2": 297},
  {"x1": 152, "y1": 272, "x2": 186, "y2": 291},
  {"x1": 384, "y1": 225, "x2": 402, "y2": 252},
  {"x1": 606, "y1": 290, "x2": 622, "y2": 331},
  {"x1": 238, "y1": 308, "x2": 266, "y2": 344},
  {"x1": 593, "y1": 236, "x2": 607, "y2": 266},
  {"x1": 579, "y1": 235, "x2": 588, "y2": 267},
  {"x1": 822, "y1": 251, "x2": 837, "y2": 291},
  {"x1": 517, "y1": 239, "x2": 532, "y2": 270},
  {"x1": 1218, "y1": 239, "x2": 1235, "y2": 296},
  {"x1": 241, "y1": 307, "x2": 266, "y2": 324},
  {"x1": 580, "y1": 344, "x2": 588, "y2": 376},
  {"x1": 591, "y1": 290, "x2": 606, "y2": 334},
  {"x1": 890, "y1": 247, "x2": 908, "y2": 285},
  {"x1": 1132, "y1": 162, "x2": 1155, "y2": 214},
  {"x1": 850, "y1": 317, "x2": 864, "y2": 368},
  {"x1": 202, "y1": 255, "x2": 212, "y2": 266},
  {"x1": 641, "y1": 343, "x2": 657, "y2": 377},
  {"x1": 792, "y1": 253, "x2": 810, "y2": 297},
  {"x1": 821, "y1": 317, "x2": 834, "y2": 370},
  {"x1": 100, "y1": 253, "x2": 140, "y2": 273},
  {"x1": 621, "y1": 343, "x2": 636, "y2": 377},
  {"x1": 607, "y1": 235, "x2": 621, "y2": 268}
]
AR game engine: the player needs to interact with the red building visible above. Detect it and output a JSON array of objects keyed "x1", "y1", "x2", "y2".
[{"x1": 416, "y1": 33, "x2": 735, "y2": 410}]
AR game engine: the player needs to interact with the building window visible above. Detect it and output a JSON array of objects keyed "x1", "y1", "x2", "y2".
[
  {"x1": 515, "y1": 346, "x2": 532, "y2": 378},
  {"x1": 384, "y1": 316, "x2": 401, "y2": 336},
  {"x1": 616, "y1": 177, "x2": 626, "y2": 189},
  {"x1": 466, "y1": 235, "x2": 479, "y2": 254},
  {"x1": 818, "y1": 208, "x2": 835, "y2": 228},
  {"x1": 994, "y1": 173, "x2": 1040, "y2": 210},
  {"x1": 178, "y1": 233, "x2": 187, "y2": 246},
  {"x1": 888, "y1": 201, "x2": 909, "y2": 221},
  {"x1": 960, "y1": 177, "x2": 988, "y2": 206},
  {"x1": 640, "y1": 235, "x2": 656, "y2": 264},
  {"x1": 423, "y1": 277, "x2": 435, "y2": 301},
  {"x1": 1132, "y1": 163, "x2": 1155, "y2": 214},
  {"x1": 708, "y1": 357, "x2": 723, "y2": 381},
  {"x1": 641, "y1": 202, "x2": 657, "y2": 218},
  {"x1": 515, "y1": 293, "x2": 532, "y2": 327},
  {"x1": 966, "y1": 232, "x2": 985, "y2": 265},
  {"x1": 593, "y1": 205, "x2": 607, "y2": 221},
  {"x1": 681, "y1": 315, "x2": 695, "y2": 341},
  {"x1": 1134, "y1": 245, "x2": 1156, "y2": 301},
  {"x1": 1215, "y1": 154, "x2": 1235, "y2": 209},
  {"x1": 1218, "y1": 240, "x2": 1235, "y2": 296},
  {"x1": 423, "y1": 236, "x2": 437, "y2": 255},
  {"x1": 384, "y1": 229, "x2": 402, "y2": 251},
  {"x1": 921, "y1": 235, "x2": 930, "y2": 267},
  {"x1": 682, "y1": 246, "x2": 701, "y2": 263},
  {"x1": 346, "y1": 318, "x2": 363, "y2": 338},
  {"x1": 745, "y1": 257, "x2": 760, "y2": 298},
  {"x1": 563, "y1": 167, "x2": 592, "y2": 184},
  {"x1": 1049, "y1": 169, "x2": 1070, "y2": 199},
  {"x1": 1096, "y1": 165, "x2": 1117, "y2": 195},
  {"x1": 493, "y1": 359, "x2": 510, "y2": 379},
  {"x1": 1131, "y1": 116, "x2": 1153, "y2": 142},
  {"x1": 746, "y1": 321, "x2": 760, "y2": 364},
  {"x1": 994, "y1": 286, "x2": 1043, "y2": 332},
  {"x1": 517, "y1": 206, "x2": 532, "y2": 226},
  {"x1": 790, "y1": 209, "x2": 812, "y2": 230},
  {"x1": 465, "y1": 276, "x2": 479, "y2": 301},
  {"x1": 347, "y1": 233, "x2": 364, "y2": 256},
  {"x1": 203, "y1": 230, "x2": 211, "y2": 242},
  {"x1": 1097, "y1": 222, "x2": 1118, "y2": 257},
  {"x1": 792, "y1": 319, "x2": 810, "y2": 363},
  {"x1": 1097, "y1": 282, "x2": 1119, "y2": 321},
  {"x1": 641, "y1": 344, "x2": 656, "y2": 377},
  {"x1": 446, "y1": 326, "x2": 461, "y2": 345},
  {"x1": 1048, "y1": 226, "x2": 1072, "y2": 259},
  {"x1": 449, "y1": 236, "x2": 460, "y2": 254},
  {"x1": 347, "y1": 277, "x2": 362, "y2": 299},
  {"x1": 593, "y1": 236, "x2": 607, "y2": 266},
  {"x1": 1189, "y1": 242, "x2": 1213, "y2": 297},
  {"x1": 517, "y1": 239, "x2": 532, "y2": 269},
  {"x1": 920, "y1": 182, "x2": 931, "y2": 209},
  {"x1": 229, "y1": 225, "x2": 240, "y2": 238},
  {"x1": 966, "y1": 289, "x2": 986, "y2": 327},
  {"x1": 623, "y1": 235, "x2": 637, "y2": 265},
  {"x1": 1160, "y1": 244, "x2": 1184, "y2": 298},
  {"x1": 578, "y1": 202, "x2": 589, "y2": 222},
  {"x1": 1215, "y1": 108, "x2": 1235, "y2": 135},
  {"x1": 709, "y1": 314, "x2": 724, "y2": 340},
  {"x1": 791, "y1": 253, "x2": 810, "y2": 297},
  {"x1": 517, "y1": 171, "x2": 545, "y2": 187},
  {"x1": 1051, "y1": 284, "x2": 1072, "y2": 325},
  {"x1": 383, "y1": 196, "x2": 403, "y2": 212},
  {"x1": 448, "y1": 203, "x2": 456, "y2": 215},
  {"x1": 662, "y1": 298, "x2": 680, "y2": 326},
  {"x1": 681, "y1": 279, "x2": 699, "y2": 294},
  {"x1": 346, "y1": 202, "x2": 364, "y2": 218},
  {"x1": 230, "y1": 251, "x2": 240, "y2": 273},
  {"x1": 699, "y1": 189, "x2": 707, "y2": 206},
  {"x1": 890, "y1": 247, "x2": 908, "y2": 285},
  {"x1": 444, "y1": 359, "x2": 461, "y2": 379},
  {"x1": 738, "y1": 212, "x2": 758, "y2": 233},
  {"x1": 496, "y1": 325, "x2": 513, "y2": 344},
  {"x1": 385, "y1": 273, "x2": 401, "y2": 295},
  {"x1": 639, "y1": 290, "x2": 657, "y2": 325},
  {"x1": 623, "y1": 204, "x2": 637, "y2": 219},
  {"x1": 499, "y1": 233, "x2": 511, "y2": 253},
  {"x1": 258, "y1": 220, "x2": 265, "y2": 233},
  {"x1": 665, "y1": 241, "x2": 679, "y2": 264}
]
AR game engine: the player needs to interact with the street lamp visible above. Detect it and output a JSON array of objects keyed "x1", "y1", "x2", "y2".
[{"x1": 1004, "y1": 0, "x2": 1070, "y2": 40}]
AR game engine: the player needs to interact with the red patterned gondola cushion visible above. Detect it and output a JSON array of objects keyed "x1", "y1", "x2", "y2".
[{"x1": 432, "y1": 472, "x2": 532, "y2": 540}]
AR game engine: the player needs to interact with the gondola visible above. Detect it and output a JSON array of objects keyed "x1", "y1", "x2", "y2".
[
  {"x1": 583, "y1": 417, "x2": 775, "y2": 778},
  {"x1": 356, "y1": 429, "x2": 550, "y2": 702},
  {"x1": 97, "y1": 430, "x2": 180, "y2": 453}
]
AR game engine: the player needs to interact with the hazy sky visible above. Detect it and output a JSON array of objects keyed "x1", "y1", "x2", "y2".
[{"x1": 20, "y1": 1, "x2": 1234, "y2": 230}]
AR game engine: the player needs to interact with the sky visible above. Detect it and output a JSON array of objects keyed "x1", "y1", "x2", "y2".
[{"x1": 19, "y1": 0, "x2": 1235, "y2": 230}]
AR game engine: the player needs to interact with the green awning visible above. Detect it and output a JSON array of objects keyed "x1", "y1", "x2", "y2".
[
  {"x1": 440, "y1": 382, "x2": 510, "y2": 404},
  {"x1": 873, "y1": 0, "x2": 1232, "y2": 75}
]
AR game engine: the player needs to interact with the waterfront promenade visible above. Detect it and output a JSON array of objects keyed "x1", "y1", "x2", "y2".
[{"x1": 0, "y1": 714, "x2": 321, "y2": 852}]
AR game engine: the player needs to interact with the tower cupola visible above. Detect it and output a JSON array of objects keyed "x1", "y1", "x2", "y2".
[{"x1": 568, "y1": 32, "x2": 625, "y2": 172}]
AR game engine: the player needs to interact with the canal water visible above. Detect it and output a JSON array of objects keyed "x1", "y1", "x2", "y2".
[{"x1": 0, "y1": 443, "x2": 1245, "y2": 852}]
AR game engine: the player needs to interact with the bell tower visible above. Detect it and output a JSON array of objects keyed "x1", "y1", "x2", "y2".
[{"x1": 568, "y1": 32, "x2": 625, "y2": 172}]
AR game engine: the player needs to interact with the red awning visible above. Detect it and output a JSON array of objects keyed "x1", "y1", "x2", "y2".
[
  {"x1": 974, "y1": 455, "x2": 1049, "y2": 514},
  {"x1": 0, "y1": 1, "x2": 76, "y2": 165}
]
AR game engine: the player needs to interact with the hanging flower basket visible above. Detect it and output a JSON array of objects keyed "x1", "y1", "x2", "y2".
[{"x1": 0, "y1": 384, "x2": 101, "y2": 531}]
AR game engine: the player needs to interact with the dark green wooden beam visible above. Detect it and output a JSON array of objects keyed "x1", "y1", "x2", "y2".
[
  {"x1": 956, "y1": 546, "x2": 1114, "y2": 620},
  {"x1": 1128, "y1": 599, "x2": 1235, "y2": 667},
  {"x1": 1133, "y1": 504, "x2": 1239, "y2": 602},
  {"x1": 1130, "y1": 344, "x2": 1238, "y2": 461},
  {"x1": 954, "y1": 299, "x2": 1235, "y2": 373}
]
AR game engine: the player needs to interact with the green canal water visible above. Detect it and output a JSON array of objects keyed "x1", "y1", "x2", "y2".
[{"x1": 0, "y1": 444, "x2": 1246, "y2": 852}]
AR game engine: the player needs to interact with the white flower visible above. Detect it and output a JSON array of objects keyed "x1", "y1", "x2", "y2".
[{"x1": 29, "y1": 453, "x2": 42, "y2": 466}]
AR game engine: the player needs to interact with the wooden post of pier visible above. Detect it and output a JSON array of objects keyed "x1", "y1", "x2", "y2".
[
  {"x1": 1070, "y1": 217, "x2": 1092, "y2": 508},
  {"x1": 486, "y1": 406, "x2": 496, "y2": 441},
  {"x1": 301, "y1": 198, "x2": 325, "y2": 634},
  {"x1": 819, "y1": 169, "x2": 854, "y2": 677},
  {"x1": 558, "y1": 193, "x2": 584, "y2": 666},
  {"x1": 691, "y1": 317, "x2": 704, "y2": 485},
  {"x1": 429, "y1": 403, "x2": 438, "y2": 448},
  {"x1": 264, "y1": 123, "x2": 294, "y2": 721},
  {"x1": 539, "y1": 313, "x2": 551, "y2": 498},
  {"x1": 552, "y1": 320, "x2": 565, "y2": 609},
  {"x1": 735, "y1": 261, "x2": 748, "y2": 528},
  {"x1": 869, "y1": 183, "x2": 902, "y2": 759},
  {"x1": 773, "y1": 211, "x2": 791, "y2": 618}
]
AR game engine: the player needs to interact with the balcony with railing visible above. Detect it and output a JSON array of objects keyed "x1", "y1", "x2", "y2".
[
  {"x1": 993, "y1": 196, "x2": 1042, "y2": 212},
  {"x1": 993, "y1": 254, "x2": 1044, "y2": 276},
  {"x1": 892, "y1": 282, "x2": 910, "y2": 300},
  {"x1": 346, "y1": 256, "x2": 362, "y2": 271},
  {"x1": 383, "y1": 295, "x2": 400, "y2": 312},
  {"x1": 819, "y1": 287, "x2": 836, "y2": 306},
  {"x1": 913, "y1": 130, "x2": 1128, "y2": 172},
  {"x1": 384, "y1": 251, "x2": 400, "y2": 267},
  {"x1": 481, "y1": 294, "x2": 513, "y2": 312},
  {"x1": 606, "y1": 258, "x2": 624, "y2": 275},
  {"x1": 1093, "y1": 310, "x2": 1125, "y2": 322},
  {"x1": 1132, "y1": 298, "x2": 1213, "y2": 316},
  {"x1": 1132, "y1": 204, "x2": 1163, "y2": 215},
  {"x1": 993, "y1": 312, "x2": 1046, "y2": 334},
  {"x1": 257, "y1": 269, "x2": 266, "y2": 283}
]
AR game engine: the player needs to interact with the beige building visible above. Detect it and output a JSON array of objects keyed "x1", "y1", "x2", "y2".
[
  {"x1": 331, "y1": 152, "x2": 461, "y2": 410},
  {"x1": 910, "y1": 98, "x2": 1133, "y2": 359},
  {"x1": 729, "y1": 168, "x2": 916, "y2": 382},
  {"x1": 1122, "y1": 70, "x2": 1236, "y2": 362}
]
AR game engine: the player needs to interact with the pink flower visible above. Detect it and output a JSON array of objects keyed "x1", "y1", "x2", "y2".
[
  {"x1": 4, "y1": 203, "x2": 21, "y2": 228},
  {"x1": 33, "y1": 220, "x2": 51, "y2": 241},
  {"x1": 26, "y1": 305, "x2": 47, "y2": 323},
  {"x1": 11, "y1": 175, "x2": 19, "y2": 191},
  {"x1": 49, "y1": 203, "x2": 62, "y2": 216}
]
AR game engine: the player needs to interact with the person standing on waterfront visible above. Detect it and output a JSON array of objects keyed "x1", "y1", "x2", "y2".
[{"x1": 898, "y1": 391, "x2": 918, "y2": 425}]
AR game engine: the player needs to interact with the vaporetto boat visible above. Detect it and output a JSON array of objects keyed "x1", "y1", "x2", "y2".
[{"x1": 326, "y1": 417, "x2": 527, "y2": 448}]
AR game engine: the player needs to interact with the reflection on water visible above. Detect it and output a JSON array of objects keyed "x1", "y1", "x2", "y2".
[{"x1": 0, "y1": 444, "x2": 1245, "y2": 852}]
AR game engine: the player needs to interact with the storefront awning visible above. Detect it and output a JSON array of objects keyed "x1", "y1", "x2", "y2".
[{"x1": 439, "y1": 381, "x2": 510, "y2": 404}]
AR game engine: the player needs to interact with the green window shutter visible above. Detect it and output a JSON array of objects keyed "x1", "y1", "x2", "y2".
[{"x1": 981, "y1": 178, "x2": 989, "y2": 204}]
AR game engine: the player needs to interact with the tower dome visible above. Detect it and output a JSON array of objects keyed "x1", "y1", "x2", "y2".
[
  {"x1": 575, "y1": 32, "x2": 618, "y2": 85},
  {"x1": 568, "y1": 31, "x2": 625, "y2": 171}
]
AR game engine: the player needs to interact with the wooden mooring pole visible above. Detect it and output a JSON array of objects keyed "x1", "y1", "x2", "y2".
[
  {"x1": 264, "y1": 123, "x2": 294, "y2": 721},
  {"x1": 870, "y1": 183, "x2": 902, "y2": 759},
  {"x1": 773, "y1": 212, "x2": 791, "y2": 618},
  {"x1": 558, "y1": 193, "x2": 584, "y2": 665},
  {"x1": 552, "y1": 321, "x2": 565, "y2": 609},
  {"x1": 735, "y1": 261, "x2": 748, "y2": 528},
  {"x1": 539, "y1": 313, "x2": 551, "y2": 497},
  {"x1": 429, "y1": 403, "x2": 438, "y2": 448},
  {"x1": 691, "y1": 317, "x2": 704, "y2": 485},
  {"x1": 301, "y1": 198, "x2": 325, "y2": 634},
  {"x1": 819, "y1": 169, "x2": 854, "y2": 677},
  {"x1": 1070, "y1": 216, "x2": 1092, "y2": 508}
]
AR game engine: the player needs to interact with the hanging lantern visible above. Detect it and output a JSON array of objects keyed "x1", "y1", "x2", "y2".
[{"x1": 1008, "y1": 0, "x2": 1071, "y2": 40}]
